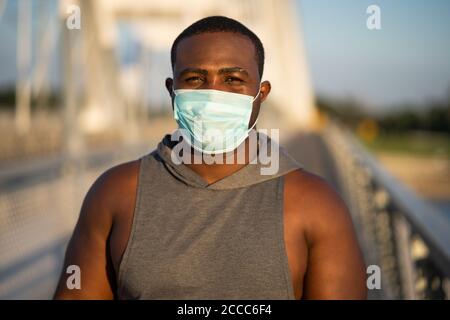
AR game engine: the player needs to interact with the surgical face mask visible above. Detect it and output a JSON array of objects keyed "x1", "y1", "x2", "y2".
[{"x1": 172, "y1": 86, "x2": 261, "y2": 154}]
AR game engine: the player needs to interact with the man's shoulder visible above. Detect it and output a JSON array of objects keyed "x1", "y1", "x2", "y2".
[
  {"x1": 284, "y1": 168, "x2": 338, "y2": 200},
  {"x1": 284, "y1": 169, "x2": 352, "y2": 235},
  {"x1": 96, "y1": 159, "x2": 140, "y2": 191},
  {"x1": 84, "y1": 159, "x2": 141, "y2": 216}
]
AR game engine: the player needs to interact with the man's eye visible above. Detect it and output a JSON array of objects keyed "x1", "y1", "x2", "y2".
[
  {"x1": 225, "y1": 77, "x2": 244, "y2": 84},
  {"x1": 185, "y1": 77, "x2": 204, "y2": 83}
]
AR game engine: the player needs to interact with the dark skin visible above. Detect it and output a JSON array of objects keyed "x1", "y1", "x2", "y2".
[{"x1": 53, "y1": 32, "x2": 367, "y2": 299}]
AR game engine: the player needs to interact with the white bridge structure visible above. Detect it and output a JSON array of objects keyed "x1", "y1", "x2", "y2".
[{"x1": 60, "y1": 0, "x2": 317, "y2": 144}]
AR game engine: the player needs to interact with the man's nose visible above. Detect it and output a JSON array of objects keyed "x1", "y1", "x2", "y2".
[{"x1": 201, "y1": 77, "x2": 229, "y2": 92}]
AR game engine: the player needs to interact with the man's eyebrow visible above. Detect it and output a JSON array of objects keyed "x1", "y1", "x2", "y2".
[
  {"x1": 177, "y1": 68, "x2": 208, "y2": 77},
  {"x1": 218, "y1": 67, "x2": 249, "y2": 76}
]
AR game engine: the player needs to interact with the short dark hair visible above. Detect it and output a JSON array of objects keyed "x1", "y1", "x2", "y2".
[{"x1": 170, "y1": 16, "x2": 265, "y2": 78}]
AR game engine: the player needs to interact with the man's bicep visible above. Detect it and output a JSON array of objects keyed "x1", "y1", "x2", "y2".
[
  {"x1": 53, "y1": 175, "x2": 115, "y2": 299},
  {"x1": 303, "y1": 182, "x2": 367, "y2": 300}
]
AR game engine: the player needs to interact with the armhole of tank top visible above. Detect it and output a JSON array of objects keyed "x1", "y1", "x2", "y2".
[
  {"x1": 277, "y1": 175, "x2": 297, "y2": 300},
  {"x1": 117, "y1": 155, "x2": 145, "y2": 294}
]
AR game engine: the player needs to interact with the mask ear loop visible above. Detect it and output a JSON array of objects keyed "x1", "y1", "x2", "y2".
[
  {"x1": 247, "y1": 83, "x2": 263, "y2": 160},
  {"x1": 171, "y1": 86, "x2": 180, "y2": 121},
  {"x1": 249, "y1": 82, "x2": 263, "y2": 129},
  {"x1": 252, "y1": 82, "x2": 262, "y2": 102}
]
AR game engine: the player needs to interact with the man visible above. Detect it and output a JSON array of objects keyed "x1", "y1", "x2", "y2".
[{"x1": 54, "y1": 16, "x2": 366, "y2": 300}]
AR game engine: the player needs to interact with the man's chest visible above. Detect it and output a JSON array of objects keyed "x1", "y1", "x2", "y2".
[{"x1": 109, "y1": 182, "x2": 308, "y2": 299}]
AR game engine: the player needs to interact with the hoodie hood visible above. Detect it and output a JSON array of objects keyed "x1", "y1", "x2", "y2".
[{"x1": 153, "y1": 130, "x2": 303, "y2": 190}]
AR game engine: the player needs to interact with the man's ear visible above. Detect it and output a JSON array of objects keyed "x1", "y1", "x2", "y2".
[
  {"x1": 259, "y1": 80, "x2": 271, "y2": 103},
  {"x1": 165, "y1": 78, "x2": 174, "y2": 97}
]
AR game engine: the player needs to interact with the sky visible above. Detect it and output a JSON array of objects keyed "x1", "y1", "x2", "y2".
[
  {"x1": 297, "y1": 0, "x2": 450, "y2": 109},
  {"x1": 0, "y1": 0, "x2": 60, "y2": 93},
  {"x1": 0, "y1": 0, "x2": 449, "y2": 111}
]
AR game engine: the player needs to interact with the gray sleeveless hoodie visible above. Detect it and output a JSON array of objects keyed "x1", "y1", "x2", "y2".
[{"x1": 117, "y1": 131, "x2": 302, "y2": 299}]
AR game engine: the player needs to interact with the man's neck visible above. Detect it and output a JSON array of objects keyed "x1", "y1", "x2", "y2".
[{"x1": 185, "y1": 138, "x2": 257, "y2": 185}]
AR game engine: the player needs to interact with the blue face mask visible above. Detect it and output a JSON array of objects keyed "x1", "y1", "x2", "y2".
[{"x1": 172, "y1": 86, "x2": 261, "y2": 154}]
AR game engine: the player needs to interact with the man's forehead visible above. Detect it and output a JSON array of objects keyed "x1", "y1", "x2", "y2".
[{"x1": 174, "y1": 32, "x2": 258, "y2": 75}]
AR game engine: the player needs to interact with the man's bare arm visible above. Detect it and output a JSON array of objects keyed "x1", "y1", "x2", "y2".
[
  {"x1": 287, "y1": 170, "x2": 367, "y2": 299},
  {"x1": 53, "y1": 161, "x2": 138, "y2": 299}
]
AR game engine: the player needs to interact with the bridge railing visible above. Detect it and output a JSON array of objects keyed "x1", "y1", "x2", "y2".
[
  {"x1": 0, "y1": 143, "x2": 152, "y2": 299},
  {"x1": 323, "y1": 120, "x2": 450, "y2": 299}
]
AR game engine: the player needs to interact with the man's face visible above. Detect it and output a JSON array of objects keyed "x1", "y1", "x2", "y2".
[{"x1": 166, "y1": 32, "x2": 271, "y2": 128}]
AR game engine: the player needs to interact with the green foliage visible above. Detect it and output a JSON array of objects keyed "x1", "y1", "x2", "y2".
[
  {"x1": 0, "y1": 86, "x2": 62, "y2": 111},
  {"x1": 361, "y1": 131, "x2": 450, "y2": 158},
  {"x1": 317, "y1": 94, "x2": 450, "y2": 135}
]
